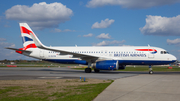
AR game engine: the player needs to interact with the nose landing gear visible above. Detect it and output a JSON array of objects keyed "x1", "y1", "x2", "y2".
[{"x1": 149, "y1": 65, "x2": 153, "y2": 74}]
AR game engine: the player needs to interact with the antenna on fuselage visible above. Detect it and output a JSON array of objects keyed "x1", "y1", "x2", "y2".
[{"x1": 148, "y1": 44, "x2": 150, "y2": 51}]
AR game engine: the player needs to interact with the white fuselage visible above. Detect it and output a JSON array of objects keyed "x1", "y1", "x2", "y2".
[{"x1": 24, "y1": 46, "x2": 176, "y2": 65}]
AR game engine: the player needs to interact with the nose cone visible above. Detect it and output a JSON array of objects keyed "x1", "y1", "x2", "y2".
[{"x1": 170, "y1": 54, "x2": 177, "y2": 62}]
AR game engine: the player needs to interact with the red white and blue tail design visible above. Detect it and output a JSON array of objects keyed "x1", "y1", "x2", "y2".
[
  {"x1": 20, "y1": 23, "x2": 37, "y2": 50},
  {"x1": 6, "y1": 23, "x2": 41, "y2": 54}
]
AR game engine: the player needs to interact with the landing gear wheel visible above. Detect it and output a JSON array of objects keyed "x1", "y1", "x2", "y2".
[
  {"x1": 148, "y1": 65, "x2": 153, "y2": 74},
  {"x1": 94, "y1": 69, "x2": 100, "y2": 73},
  {"x1": 85, "y1": 68, "x2": 92, "y2": 73},
  {"x1": 149, "y1": 70, "x2": 153, "y2": 74}
]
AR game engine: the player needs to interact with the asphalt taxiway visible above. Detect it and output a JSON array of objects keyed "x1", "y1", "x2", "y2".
[
  {"x1": 0, "y1": 67, "x2": 180, "y2": 80},
  {"x1": 0, "y1": 67, "x2": 138, "y2": 80}
]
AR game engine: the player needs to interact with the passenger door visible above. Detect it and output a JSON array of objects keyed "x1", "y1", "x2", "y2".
[{"x1": 148, "y1": 48, "x2": 154, "y2": 58}]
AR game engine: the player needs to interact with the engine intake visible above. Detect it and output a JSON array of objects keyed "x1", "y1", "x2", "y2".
[{"x1": 92, "y1": 60, "x2": 119, "y2": 70}]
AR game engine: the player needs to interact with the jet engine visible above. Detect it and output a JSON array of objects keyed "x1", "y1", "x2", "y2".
[{"x1": 92, "y1": 60, "x2": 119, "y2": 70}]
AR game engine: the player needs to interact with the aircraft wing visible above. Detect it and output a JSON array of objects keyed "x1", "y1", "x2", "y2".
[
  {"x1": 37, "y1": 46, "x2": 98, "y2": 62},
  {"x1": 29, "y1": 33, "x2": 99, "y2": 62}
]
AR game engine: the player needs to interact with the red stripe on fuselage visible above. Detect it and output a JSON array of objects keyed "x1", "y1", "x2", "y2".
[{"x1": 135, "y1": 49, "x2": 157, "y2": 51}]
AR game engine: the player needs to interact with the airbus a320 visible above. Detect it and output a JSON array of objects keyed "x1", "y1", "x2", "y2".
[{"x1": 6, "y1": 23, "x2": 177, "y2": 74}]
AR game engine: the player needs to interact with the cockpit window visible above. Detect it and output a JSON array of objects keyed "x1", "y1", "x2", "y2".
[{"x1": 161, "y1": 51, "x2": 169, "y2": 54}]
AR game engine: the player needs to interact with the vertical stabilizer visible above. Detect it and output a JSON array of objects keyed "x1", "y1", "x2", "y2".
[{"x1": 19, "y1": 23, "x2": 38, "y2": 50}]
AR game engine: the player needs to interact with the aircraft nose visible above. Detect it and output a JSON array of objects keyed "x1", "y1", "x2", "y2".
[{"x1": 170, "y1": 54, "x2": 177, "y2": 62}]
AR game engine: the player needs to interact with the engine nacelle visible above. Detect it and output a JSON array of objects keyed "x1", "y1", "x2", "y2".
[{"x1": 92, "y1": 60, "x2": 119, "y2": 70}]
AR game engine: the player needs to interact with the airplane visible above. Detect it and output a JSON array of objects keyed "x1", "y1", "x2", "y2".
[{"x1": 6, "y1": 23, "x2": 177, "y2": 74}]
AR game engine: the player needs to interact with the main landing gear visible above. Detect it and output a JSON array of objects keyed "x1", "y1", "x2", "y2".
[
  {"x1": 85, "y1": 68, "x2": 100, "y2": 73},
  {"x1": 149, "y1": 65, "x2": 153, "y2": 74},
  {"x1": 85, "y1": 68, "x2": 91, "y2": 73},
  {"x1": 85, "y1": 63, "x2": 92, "y2": 73},
  {"x1": 94, "y1": 69, "x2": 100, "y2": 73}
]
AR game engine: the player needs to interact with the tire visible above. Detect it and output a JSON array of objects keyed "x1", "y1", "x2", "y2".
[
  {"x1": 85, "y1": 68, "x2": 91, "y2": 73},
  {"x1": 149, "y1": 70, "x2": 153, "y2": 74},
  {"x1": 94, "y1": 69, "x2": 100, "y2": 73}
]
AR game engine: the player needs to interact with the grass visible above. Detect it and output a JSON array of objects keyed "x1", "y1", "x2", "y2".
[
  {"x1": 72, "y1": 66, "x2": 180, "y2": 72},
  {"x1": 120, "y1": 66, "x2": 180, "y2": 72},
  {"x1": 0, "y1": 86, "x2": 21, "y2": 94},
  {"x1": 52, "y1": 82, "x2": 112, "y2": 101},
  {"x1": 46, "y1": 82, "x2": 55, "y2": 84},
  {"x1": 0, "y1": 79, "x2": 113, "y2": 101},
  {"x1": 0, "y1": 62, "x2": 78, "y2": 67}
]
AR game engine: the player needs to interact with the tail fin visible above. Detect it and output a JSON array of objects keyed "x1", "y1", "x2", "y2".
[{"x1": 19, "y1": 23, "x2": 37, "y2": 50}]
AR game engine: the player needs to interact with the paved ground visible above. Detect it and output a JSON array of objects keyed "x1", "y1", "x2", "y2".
[
  {"x1": 1, "y1": 67, "x2": 180, "y2": 101},
  {"x1": 0, "y1": 67, "x2": 138, "y2": 80},
  {"x1": 94, "y1": 74, "x2": 180, "y2": 101}
]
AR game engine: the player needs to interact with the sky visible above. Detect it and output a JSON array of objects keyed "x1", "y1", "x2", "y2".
[{"x1": 0, "y1": 0, "x2": 180, "y2": 60}]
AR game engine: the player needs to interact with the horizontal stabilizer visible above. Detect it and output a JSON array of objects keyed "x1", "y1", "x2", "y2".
[{"x1": 5, "y1": 47, "x2": 31, "y2": 52}]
